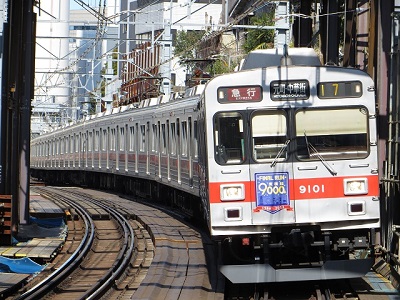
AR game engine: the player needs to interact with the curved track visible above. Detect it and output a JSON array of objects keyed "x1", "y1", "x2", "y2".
[
  {"x1": 15, "y1": 187, "x2": 135, "y2": 299},
  {"x1": 7, "y1": 187, "x2": 224, "y2": 300}
]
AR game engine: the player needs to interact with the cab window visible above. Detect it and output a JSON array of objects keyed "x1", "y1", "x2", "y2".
[
  {"x1": 295, "y1": 107, "x2": 369, "y2": 160},
  {"x1": 251, "y1": 111, "x2": 288, "y2": 162},
  {"x1": 214, "y1": 112, "x2": 244, "y2": 164}
]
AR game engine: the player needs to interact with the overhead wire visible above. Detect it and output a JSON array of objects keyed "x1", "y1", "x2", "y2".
[{"x1": 37, "y1": 0, "x2": 354, "y2": 106}]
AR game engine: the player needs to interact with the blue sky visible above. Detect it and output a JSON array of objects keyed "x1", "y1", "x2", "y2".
[{"x1": 70, "y1": 0, "x2": 82, "y2": 10}]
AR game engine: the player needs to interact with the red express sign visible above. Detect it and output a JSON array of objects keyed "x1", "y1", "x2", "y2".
[{"x1": 218, "y1": 86, "x2": 262, "y2": 103}]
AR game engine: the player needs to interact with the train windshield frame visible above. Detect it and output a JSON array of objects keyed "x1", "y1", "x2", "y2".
[
  {"x1": 213, "y1": 112, "x2": 245, "y2": 165},
  {"x1": 295, "y1": 107, "x2": 370, "y2": 160},
  {"x1": 213, "y1": 106, "x2": 370, "y2": 165},
  {"x1": 251, "y1": 110, "x2": 288, "y2": 163}
]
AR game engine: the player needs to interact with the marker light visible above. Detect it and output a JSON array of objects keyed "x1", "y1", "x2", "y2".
[
  {"x1": 220, "y1": 184, "x2": 245, "y2": 201},
  {"x1": 348, "y1": 201, "x2": 366, "y2": 216},
  {"x1": 224, "y1": 207, "x2": 243, "y2": 221},
  {"x1": 343, "y1": 178, "x2": 368, "y2": 195}
]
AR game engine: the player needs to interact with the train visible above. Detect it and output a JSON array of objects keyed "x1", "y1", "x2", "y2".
[{"x1": 30, "y1": 47, "x2": 381, "y2": 284}]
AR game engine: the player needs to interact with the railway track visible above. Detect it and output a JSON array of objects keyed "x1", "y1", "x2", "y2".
[
  {"x1": 10, "y1": 187, "x2": 136, "y2": 299},
  {"x1": 6, "y1": 186, "x2": 391, "y2": 300},
  {"x1": 6, "y1": 186, "x2": 223, "y2": 300}
]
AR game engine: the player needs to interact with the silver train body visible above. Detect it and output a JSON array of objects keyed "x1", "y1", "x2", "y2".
[{"x1": 31, "y1": 49, "x2": 380, "y2": 283}]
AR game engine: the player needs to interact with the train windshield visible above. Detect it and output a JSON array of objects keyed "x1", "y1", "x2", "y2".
[
  {"x1": 213, "y1": 107, "x2": 369, "y2": 165},
  {"x1": 295, "y1": 107, "x2": 369, "y2": 160},
  {"x1": 213, "y1": 112, "x2": 245, "y2": 164},
  {"x1": 251, "y1": 111, "x2": 288, "y2": 163}
]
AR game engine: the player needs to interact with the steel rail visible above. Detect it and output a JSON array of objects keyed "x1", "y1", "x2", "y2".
[
  {"x1": 80, "y1": 196, "x2": 135, "y2": 299},
  {"x1": 18, "y1": 190, "x2": 96, "y2": 300}
]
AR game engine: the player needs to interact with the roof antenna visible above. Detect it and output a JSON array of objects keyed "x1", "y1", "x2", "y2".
[{"x1": 281, "y1": 44, "x2": 292, "y2": 66}]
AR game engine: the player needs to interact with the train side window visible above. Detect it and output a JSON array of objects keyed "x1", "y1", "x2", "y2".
[
  {"x1": 193, "y1": 120, "x2": 198, "y2": 158},
  {"x1": 95, "y1": 130, "x2": 99, "y2": 151},
  {"x1": 88, "y1": 131, "x2": 93, "y2": 152},
  {"x1": 102, "y1": 129, "x2": 107, "y2": 151},
  {"x1": 111, "y1": 128, "x2": 117, "y2": 151},
  {"x1": 75, "y1": 135, "x2": 79, "y2": 153},
  {"x1": 140, "y1": 125, "x2": 146, "y2": 152},
  {"x1": 129, "y1": 126, "x2": 135, "y2": 151},
  {"x1": 119, "y1": 127, "x2": 125, "y2": 151},
  {"x1": 69, "y1": 137, "x2": 72, "y2": 154},
  {"x1": 161, "y1": 124, "x2": 167, "y2": 154},
  {"x1": 170, "y1": 122, "x2": 176, "y2": 156},
  {"x1": 181, "y1": 121, "x2": 187, "y2": 157},
  {"x1": 251, "y1": 111, "x2": 288, "y2": 162},
  {"x1": 82, "y1": 133, "x2": 87, "y2": 153},
  {"x1": 295, "y1": 107, "x2": 369, "y2": 160},
  {"x1": 155, "y1": 124, "x2": 160, "y2": 153},
  {"x1": 214, "y1": 112, "x2": 244, "y2": 165}
]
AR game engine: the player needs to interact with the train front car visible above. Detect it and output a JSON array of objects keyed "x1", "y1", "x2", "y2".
[{"x1": 200, "y1": 49, "x2": 380, "y2": 283}]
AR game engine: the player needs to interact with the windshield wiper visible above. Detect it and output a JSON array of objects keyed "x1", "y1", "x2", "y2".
[
  {"x1": 270, "y1": 139, "x2": 291, "y2": 167},
  {"x1": 304, "y1": 132, "x2": 337, "y2": 176}
]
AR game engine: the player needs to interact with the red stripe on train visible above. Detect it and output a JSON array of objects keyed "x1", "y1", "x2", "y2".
[{"x1": 208, "y1": 175, "x2": 379, "y2": 204}]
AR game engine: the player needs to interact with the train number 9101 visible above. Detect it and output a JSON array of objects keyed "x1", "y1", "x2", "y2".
[{"x1": 299, "y1": 184, "x2": 325, "y2": 194}]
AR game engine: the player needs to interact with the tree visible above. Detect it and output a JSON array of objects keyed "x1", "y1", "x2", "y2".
[
  {"x1": 207, "y1": 58, "x2": 232, "y2": 75},
  {"x1": 174, "y1": 30, "x2": 206, "y2": 63},
  {"x1": 174, "y1": 29, "x2": 213, "y2": 75},
  {"x1": 242, "y1": 12, "x2": 275, "y2": 53}
]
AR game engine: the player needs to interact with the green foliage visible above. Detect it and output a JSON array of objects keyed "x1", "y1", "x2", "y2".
[
  {"x1": 209, "y1": 58, "x2": 233, "y2": 75},
  {"x1": 242, "y1": 12, "x2": 275, "y2": 53},
  {"x1": 111, "y1": 47, "x2": 118, "y2": 75},
  {"x1": 98, "y1": 47, "x2": 118, "y2": 98},
  {"x1": 88, "y1": 93, "x2": 97, "y2": 115},
  {"x1": 174, "y1": 30, "x2": 205, "y2": 63}
]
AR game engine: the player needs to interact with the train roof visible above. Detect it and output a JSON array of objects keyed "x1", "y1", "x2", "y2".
[{"x1": 238, "y1": 47, "x2": 321, "y2": 71}]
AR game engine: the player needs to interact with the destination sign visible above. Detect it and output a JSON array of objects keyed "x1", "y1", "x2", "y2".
[
  {"x1": 217, "y1": 86, "x2": 262, "y2": 103},
  {"x1": 270, "y1": 80, "x2": 310, "y2": 101}
]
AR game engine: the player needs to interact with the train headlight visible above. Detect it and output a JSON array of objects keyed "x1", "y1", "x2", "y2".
[
  {"x1": 220, "y1": 184, "x2": 245, "y2": 201},
  {"x1": 343, "y1": 178, "x2": 368, "y2": 195}
]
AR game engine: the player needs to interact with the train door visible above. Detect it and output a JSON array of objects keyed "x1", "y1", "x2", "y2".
[
  {"x1": 157, "y1": 121, "x2": 162, "y2": 178},
  {"x1": 56, "y1": 137, "x2": 60, "y2": 168},
  {"x1": 135, "y1": 123, "x2": 139, "y2": 173},
  {"x1": 150, "y1": 122, "x2": 158, "y2": 179},
  {"x1": 176, "y1": 118, "x2": 181, "y2": 184},
  {"x1": 73, "y1": 134, "x2": 77, "y2": 167},
  {"x1": 96, "y1": 129, "x2": 100, "y2": 169},
  {"x1": 188, "y1": 117, "x2": 193, "y2": 187},
  {"x1": 106, "y1": 128, "x2": 110, "y2": 169},
  {"x1": 89, "y1": 130, "x2": 94, "y2": 168},
  {"x1": 125, "y1": 124, "x2": 128, "y2": 172},
  {"x1": 77, "y1": 133, "x2": 80, "y2": 168},
  {"x1": 146, "y1": 121, "x2": 150, "y2": 175},
  {"x1": 116, "y1": 126, "x2": 120, "y2": 171},
  {"x1": 84, "y1": 132, "x2": 88, "y2": 168},
  {"x1": 49, "y1": 139, "x2": 53, "y2": 167},
  {"x1": 45, "y1": 140, "x2": 48, "y2": 167},
  {"x1": 101, "y1": 129, "x2": 105, "y2": 169},
  {"x1": 248, "y1": 110, "x2": 295, "y2": 224},
  {"x1": 166, "y1": 120, "x2": 171, "y2": 180}
]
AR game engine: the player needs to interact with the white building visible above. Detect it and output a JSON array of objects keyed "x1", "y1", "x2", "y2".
[
  {"x1": 32, "y1": 1, "x2": 120, "y2": 135},
  {"x1": 32, "y1": 1, "x2": 70, "y2": 135},
  {"x1": 31, "y1": 0, "x2": 224, "y2": 134}
]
